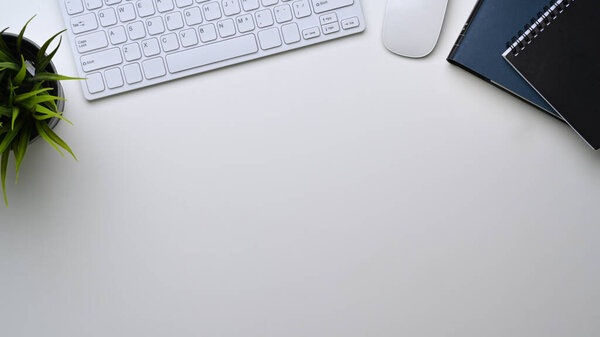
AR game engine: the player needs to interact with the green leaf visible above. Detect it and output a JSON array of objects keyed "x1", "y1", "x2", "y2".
[
  {"x1": 34, "y1": 72, "x2": 83, "y2": 82},
  {"x1": 11, "y1": 107, "x2": 19, "y2": 130},
  {"x1": 39, "y1": 121, "x2": 76, "y2": 161},
  {"x1": 35, "y1": 104, "x2": 72, "y2": 125},
  {"x1": 0, "y1": 61, "x2": 19, "y2": 71},
  {"x1": 35, "y1": 120, "x2": 63, "y2": 157},
  {"x1": 0, "y1": 106, "x2": 11, "y2": 117},
  {"x1": 14, "y1": 88, "x2": 52, "y2": 102},
  {"x1": 8, "y1": 78, "x2": 16, "y2": 105},
  {"x1": 0, "y1": 27, "x2": 15, "y2": 62},
  {"x1": 13, "y1": 125, "x2": 30, "y2": 183},
  {"x1": 1, "y1": 148, "x2": 8, "y2": 207},
  {"x1": 0, "y1": 50, "x2": 13, "y2": 63},
  {"x1": 16, "y1": 15, "x2": 36, "y2": 56},
  {"x1": 36, "y1": 36, "x2": 62, "y2": 72},
  {"x1": 42, "y1": 98, "x2": 58, "y2": 113},
  {"x1": 32, "y1": 80, "x2": 44, "y2": 91},
  {"x1": 33, "y1": 115, "x2": 55, "y2": 122},
  {"x1": 14, "y1": 55, "x2": 27, "y2": 86},
  {"x1": 23, "y1": 94, "x2": 64, "y2": 107},
  {"x1": 0, "y1": 119, "x2": 23, "y2": 154},
  {"x1": 0, "y1": 27, "x2": 12, "y2": 56},
  {"x1": 36, "y1": 30, "x2": 66, "y2": 70}
]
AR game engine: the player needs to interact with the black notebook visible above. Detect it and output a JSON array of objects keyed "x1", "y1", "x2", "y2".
[
  {"x1": 503, "y1": 0, "x2": 600, "y2": 149},
  {"x1": 447, "y1": 0, "x2": 559, "y2": 119}
]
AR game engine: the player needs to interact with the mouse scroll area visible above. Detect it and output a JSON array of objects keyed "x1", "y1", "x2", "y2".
[{"x1": 382, "y1": 0, "x2": 449, "y2": 58}]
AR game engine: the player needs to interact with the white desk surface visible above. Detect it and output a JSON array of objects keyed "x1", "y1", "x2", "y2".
[{"x1": 2, "y1": 1, "x2": 600, "y2": 336}]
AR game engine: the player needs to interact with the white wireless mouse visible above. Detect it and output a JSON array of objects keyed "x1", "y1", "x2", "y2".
[{"x1": 382, "y1": 0, "x2": 449, "y2": 58}]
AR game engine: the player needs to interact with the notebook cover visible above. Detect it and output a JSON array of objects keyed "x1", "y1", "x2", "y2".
[
  {"x1": 447, "y1": 0, "x2": 560, "y2": 119},
  {"x1": 503, "y1": 0, "x2": 600, "y2": 149}
]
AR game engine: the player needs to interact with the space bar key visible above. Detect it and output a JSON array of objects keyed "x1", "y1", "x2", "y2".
[{"x1": 166, "y1": 35, "x2": 259, "y2": 73}]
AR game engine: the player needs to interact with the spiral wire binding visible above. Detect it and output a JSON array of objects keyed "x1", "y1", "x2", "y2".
[{"x1": 506, "y1": 0, "x2": 575, "y2": 56}]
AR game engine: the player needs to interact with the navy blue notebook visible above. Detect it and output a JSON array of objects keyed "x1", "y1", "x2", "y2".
[{"x1": 447, "y1": 0, "x2": 560, "y2": 119}]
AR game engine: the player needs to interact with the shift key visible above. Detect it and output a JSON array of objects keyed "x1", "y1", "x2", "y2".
[
  {"x1": 81, "y1": 48, "x2": 123, "y2": 72},
  {"x1": 311, "y1": 0, "x2": 354, "y2": 14}
]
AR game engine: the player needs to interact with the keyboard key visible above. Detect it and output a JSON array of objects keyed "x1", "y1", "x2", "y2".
[
  {"x1": 99, "y1": 8, "x2": 118, "y2": 27},
  {"x1": 142, "y1": 38, "x2": 161, "y2": 56},
  {"x1": 292, "y1": 0, "x2": 311, "y2": 18},
  {"x1": 123, "y1": 63, "x2": 143, "y2": 84},
  {"x1": 176, "y1": 0, "x2": 193, "y2": 7},
  {"x1": 81, "y1": 48, "x2": 123, "y2": 72},
  {"x1": 262, "y1": 0, "x2": 278, "y2": 6},
  {"x1": 76, "y1": 31, "x2": 109, "y2": 53},
  {"x1": 117, "y1": 3, "x2": 137, "y2": 22},
  {"x1": 241, "y1": 0, "x2": 260, "y2": 11},
  {"x1": 147, "y1": 16, "x2": 166, "y2": 35},
  {"x1": 104, "y1": 67, "x2": 124, "y2": 88},
  {"x1": 136, "y1": 0, "x2": 156, "y2": 17},
  {"x1": 71, "y1": 13, "x2": 99, "y2": 34},
  {"x1": 319, "y1": 13, "x2": 337, "y2": 25},
  {"x1": 222, "y1": 0, "x2": 241, "y2": 16},
  {"x1": 160, "y1": 33, "x2": 180, "y2": 52},
  {"x1": 302, "y1": 26, "x2": 320, "y2": 39},
  {"x1": 105, "y1": 0, "x2": 122, "y2": 4},
  {"x1": 117, "y1": 4, "x2": 136, "y2": 22},
  {"x1": 255, "y1": 9, "x2": 273, "y2": 28},
  {"x1": 156, "y1": 0, "x2": 175, "y2": 12},
  {"x1": 322, "y1": 21, "x2": 339, "y2": 34},
  {"x1": 184, "y1": 7, "x2": 203, "y2": 25},
  {"x1": 341, "y1": 16, "x2": 359, "y2": 30},
  {"x1": 166, "y1": 34, "x2": 258, "y2": 73},
  {"x1": 281, "y1": 23, "x2": 300, "y2": 44},
  {"x1": 311, "y1": 0, "x2": 353, "y2": 14},
  {"x1": 217, "y1": 19, "x2": 236, "y2": 37},
  {"x1": 166, "y1": 12, "x2": 184, "y2": 30},
  {"x1": 108, "y1": 26, "x2": 127, "y2": 44},
  {"x1": 236, "y1": 14, "x2": 255, "y2": 33},
  {"x1": 203, "y1": 2, "x2": 222, "y2": 21},
  {"x1": 85, "y1": 73, "x2": 105, "y2": 93},
  {"x1": 65, "y1": 0, "x2": 84, "y2": 15},
  {"x1": 123, "y1": 42, "x2": 142, "y2": 61},
  {"x1": 274, "y1": 4, "x2": 292, "y2": 23},
  {"x1": 198, "y1": 24, "x2": 217, "y2": 42},
  {"x1": 142, "y1": 57, "x2": 167, "y2": 79},
  {"x1": 179, "y1": 28, "x2": 199, "y2": 47},
  {"x1": 85, "y1": 0, "x2": 103, "y2": 10},
  {"x1": 127, "y1": 21, "x2": 147, "y2": 40},
  {"x1": 258, "y1": 27, "x2": 282, "y2": 50}
]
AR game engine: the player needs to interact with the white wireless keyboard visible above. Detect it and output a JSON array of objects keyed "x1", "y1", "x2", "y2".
[{"x1": 59, "y1": 0, "x2": 365, "y2": 100}]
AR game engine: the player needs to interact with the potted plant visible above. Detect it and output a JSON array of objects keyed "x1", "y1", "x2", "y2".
[{"x1": 0, "y1": 16, "x2": 79, "y2": 206}]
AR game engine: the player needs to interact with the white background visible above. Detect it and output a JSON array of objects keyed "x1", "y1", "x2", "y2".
[{"x1": 1, "y1": 1, "x2": 599, "y2": 336}]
